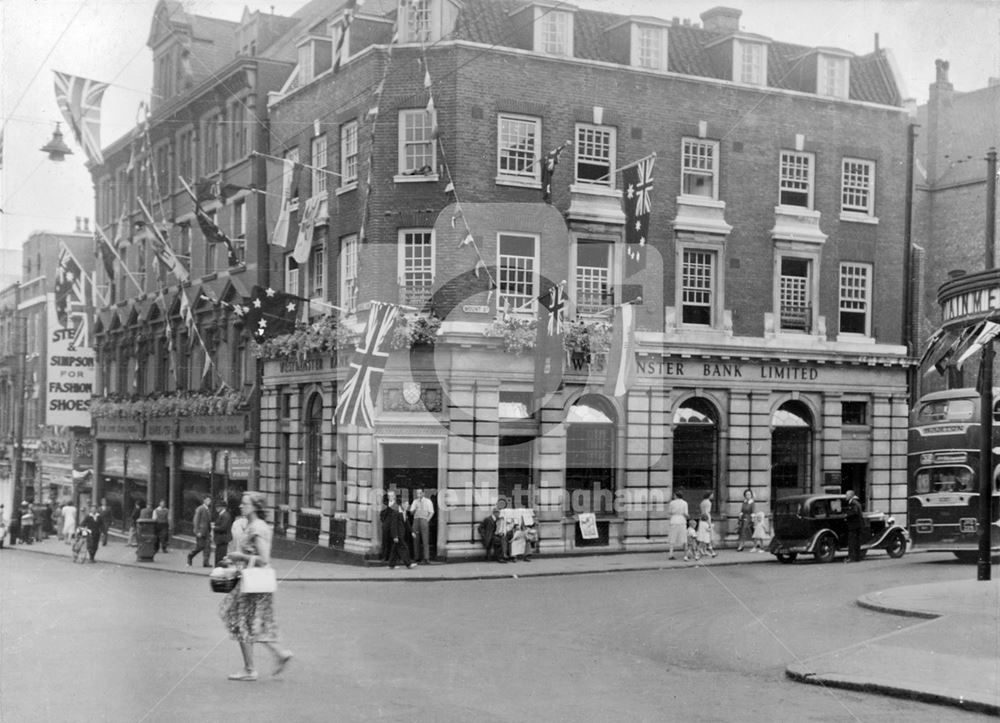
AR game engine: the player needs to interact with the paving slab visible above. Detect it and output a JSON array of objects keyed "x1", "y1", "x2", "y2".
[{"x1": 787, "y1": 580, "x2": 1000, "y2": 716}]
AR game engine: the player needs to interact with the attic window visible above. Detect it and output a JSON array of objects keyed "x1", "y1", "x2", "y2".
[
  {"x1": 734, "y1": 39, "x2": 767, "y2": 86},
  {"x1": 817, "y1": 54, "x2": 849, "y2": 99},
  {"x1": 631, "y1": 23, "x2": 668, "y2": 72},
  {"x1": 535, "y1": 7, "x2": 573, "y2": 57},
  {"x1": 297, "y1": 37, "x2": 333, "y2": 85}
]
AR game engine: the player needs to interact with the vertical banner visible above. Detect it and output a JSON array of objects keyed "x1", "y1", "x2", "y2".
[{"x1": 46, "y1": 292, "x2": 95, "y2": 427}]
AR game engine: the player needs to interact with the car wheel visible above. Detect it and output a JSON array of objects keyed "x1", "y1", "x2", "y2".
[
  {"x1": 776, "y1": 552, "x2": 797, "y2": 564},
  {"x1": 813, "y1": 535, "x2": 836, "y2": 563},
  {"x1": 885, "y1": 534, "x2": 906, "y2": 559}
]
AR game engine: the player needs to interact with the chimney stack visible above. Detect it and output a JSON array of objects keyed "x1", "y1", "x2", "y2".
[
  {"x1": 699, "y1": 7, "x2": 742, "y2": 34},
  {"x1": 84, "y1": 217, "x2": 90, "y2": 232},
  {"x1": 74, "y1": 216, "x2": 81, "y2": 233}
]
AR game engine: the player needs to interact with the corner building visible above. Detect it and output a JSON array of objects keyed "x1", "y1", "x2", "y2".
[{"x1": 259, "y1": 1, "x2": 912, "y2": 559}]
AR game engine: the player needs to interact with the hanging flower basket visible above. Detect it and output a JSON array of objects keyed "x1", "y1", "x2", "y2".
[
  {"x1": 484, "y1": 316, "x2": 537, "y2": 355},
  {"x1": 386, "y1": 314, "x2": 442, "y2": 350},
  {"x1": 90, "y1": 390, "x2": 250, "y2": 421},
  {"x1": 563, "y1": 319, "x2": 612, "y2": 356},
  {"x1": 250, "y1": 315, "x2": 356, "y2": 361}
]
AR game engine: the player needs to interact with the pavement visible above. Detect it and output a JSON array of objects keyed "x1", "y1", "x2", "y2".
[{"x1": 6, "y1": 534, "x2": 999, "y2": 715}]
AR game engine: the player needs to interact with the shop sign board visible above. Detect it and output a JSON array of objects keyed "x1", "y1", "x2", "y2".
[
  {"x1": 937, "y1": 269, "x2": 1000, "y2": 328},
  {"x1": 45, "y1": 293, "x2": 96, "y2": 427},
  {"x1": 276, "y1": 355, "x2": 326, "y2": 374},
  {"x1": 177, "y1": 415, "x2": 246, "y2": 444},
  {"x1": 95, "y1": 418, "x2": 143, "y2": 440},
  {"x1": 636, "y1": 356, "x2": 822, "y2": 382},
  {"x1": 146, "y1": 418, "x2": 177, "y2": 441},
  {"x1": 227, "y1": 450, "x2": 254, "y2": 479}
]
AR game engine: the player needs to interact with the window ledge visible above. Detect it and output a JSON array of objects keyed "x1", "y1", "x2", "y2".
[
  {"x1": 298, "y1": 507, "x2": 322, "y2": 515},
  {"x1": 495, "y1": 175, "x2": 541, "y2": 189},
  {"x1": 835, "y1": 333, "x2": 875, "y2": 344},
  {"x1": 336, "y1": 182, "x2": 358, "y2": 196},
  {"x1": 839, "y1": 211, "x2": 879, "y2": 225},
  {"x1": 394, "y1": 173, "x2": 440, "y2": 184}
]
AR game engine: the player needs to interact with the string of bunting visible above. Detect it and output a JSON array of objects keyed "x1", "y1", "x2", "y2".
[{"x1": 417, "y1": 44, "x2": 497, "y2": 298}]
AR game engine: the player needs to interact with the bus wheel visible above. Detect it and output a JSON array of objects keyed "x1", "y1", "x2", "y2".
[
  {"x1": 885, "y1": 534, "x2": 906, "y2": 559},
  {"x1": 813, "y1": 535, "x2": 836, "y2": 563}
]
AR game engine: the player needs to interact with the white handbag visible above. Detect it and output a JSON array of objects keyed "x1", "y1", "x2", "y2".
[{"x1": 241, "y1": 566, "x2": 277, "y2": 593}]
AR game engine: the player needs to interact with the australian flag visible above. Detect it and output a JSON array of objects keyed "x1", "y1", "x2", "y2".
[
  {"x1": 238, "y1": 286, "x2": 301, "y2": 341},
  {"x1": 533, "y1": 284, "x2": 566, "y2": 403},
  {"x1": 622, "y1": 155, "x2": 654, "y2": 278}
]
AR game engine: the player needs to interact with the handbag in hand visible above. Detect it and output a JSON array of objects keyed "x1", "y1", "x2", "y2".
[{"x1": 241, "y1": 566, "x2": 277, "y2": 593}]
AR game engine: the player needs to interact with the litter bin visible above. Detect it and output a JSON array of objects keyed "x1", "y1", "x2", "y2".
[{"x1": 135, "y1": 518, "x2": 157, "y2": 561}]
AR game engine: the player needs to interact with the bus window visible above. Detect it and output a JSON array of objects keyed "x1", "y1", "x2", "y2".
[
  {"x1": 923, "y1": 466, "x2": 973, "y2": 493},
  {"x1": 917, "y1": 399, "x2": 975, "y2": 423}
]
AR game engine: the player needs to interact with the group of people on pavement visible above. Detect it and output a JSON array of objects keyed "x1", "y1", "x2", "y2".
[
  {"x1": 478, "y1": 506, "x2": 539, "y2": 563},
  {"x1": 665, "y1": 489, "x2": 771, "y2": 561},
  {"x1": 1, "y1": 499, "x2": 112, "y2": 562},
  {"x1": 380, "y1": 488, "x2": 436, "y2": 569}
]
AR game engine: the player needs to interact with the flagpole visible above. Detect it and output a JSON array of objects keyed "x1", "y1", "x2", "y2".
[
  {"x1": 95, "y1": 224, "x2": 144, "y2": 294},
  {"x1": 611, "y1": 152, "x2": 657, "y2": 176},
  {"x1": 250, "y1": 150, "x2": 344, "y2": 178},
  {"x1": 591, "y1": 296, "x2": 644, "y2": 316}
]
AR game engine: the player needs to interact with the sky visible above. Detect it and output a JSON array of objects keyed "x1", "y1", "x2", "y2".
[{"x1": 1, "y1": 0, "x2": 998, "y2": 254}]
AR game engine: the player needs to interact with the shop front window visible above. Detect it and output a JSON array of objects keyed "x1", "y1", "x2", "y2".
[{"x1": 565, "y1": 395, "x2": 616, "y2": 516}]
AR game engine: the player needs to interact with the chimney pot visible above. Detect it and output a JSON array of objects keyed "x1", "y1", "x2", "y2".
[
  {"x1": 699, "y1": 6, "x2": 742, "y2": 34},
  {"x1": 74, "y1": 217, "x2": 81, "y2": 232},
  {"x1": 84, "y1": 217, "x2": 90, "y2": 232}
]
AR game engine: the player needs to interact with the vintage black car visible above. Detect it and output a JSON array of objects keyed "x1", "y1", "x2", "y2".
[{"x1": 768, "y1": 494, "x2": 909, "y2": 563}]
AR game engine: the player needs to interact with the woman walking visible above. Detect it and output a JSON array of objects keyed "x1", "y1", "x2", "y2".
[
  {"x1": 737, "y1": 489, "x2": 756, "y2": 551},
  {"x1": 666, "y1": 491, "x2": 689, "y2": 560},
  {"x1": 219, "y1": 492, "x2": 293, "y2": 681}
]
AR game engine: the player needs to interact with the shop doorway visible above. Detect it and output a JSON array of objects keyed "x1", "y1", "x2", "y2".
[{"x1": 382, "y1": 443, "x2": 438, "y2": 559}]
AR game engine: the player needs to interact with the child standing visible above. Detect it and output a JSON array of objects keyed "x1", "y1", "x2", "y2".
[
  {"x1": 751, "y1": 511, "x2": 768, "y2": 552},
  {"x1": 684, "y1": 519, "x2": 700, "y2": 562},
  {"x1": 696, "y1": 513, "x2": 714, "y2": 559}
]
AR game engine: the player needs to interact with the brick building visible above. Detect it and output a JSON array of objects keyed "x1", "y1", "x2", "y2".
[
  {"x1": 87, "y1": 0, "x2": 306, "y2": 532},
  {"x1": 0, "y1": 224, "x2": 95, "y2": 509},
  {"x1": 253, "y1": 0, "x2": 913, "y2": 560},
  {"x1": 913, "y1": 59, "x2": 1000, "y2": 395}
]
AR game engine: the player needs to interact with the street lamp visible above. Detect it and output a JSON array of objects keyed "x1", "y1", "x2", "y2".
[
  {"x1": 978, "y1": 148, "x2": 997, "y2": 582},
  {"x1": 39, "y1": 123, "x2": 73, "y2": 162}
]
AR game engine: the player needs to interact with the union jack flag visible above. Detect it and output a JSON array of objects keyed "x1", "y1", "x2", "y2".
[
  {"x1": 53, "y1": 71, "x2": 109, "y2": 165},
  {"x1": 622, "y1": 154, "x2": 655, "y2": 275},
  {"x1": 54, "y1": 243, "x2": 87, "y2": 347},
  {"x1": 336, "y1": 302, "x2": 399, "y2": 428}
]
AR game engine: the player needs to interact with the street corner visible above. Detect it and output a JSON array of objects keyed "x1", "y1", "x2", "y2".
[
  {"x1": 785, "y1": 642, "x2": 1000, "y2": 717},
  {"x1": 857, "y1": 579, "x2": 1000, "y2": 618}
]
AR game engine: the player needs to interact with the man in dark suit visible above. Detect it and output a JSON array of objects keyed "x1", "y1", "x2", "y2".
[
  {"x1": 187, "y1": 496, "x2": 213, "y2": 568},
  {"x1": 387, "y1": 499, "x2": 416, "y2": 569},
  {"x1": 212, "y1": 502, "x2": 232, "y2": 567},
  {"x1": 845, "y1": 490, "x2": 865, "y2": 562},
  {"x1": 82, "y1": 507, "x2": 103, "y2": 563},
  {"x1": 479, "y1": 507, "x2": 509, "y2": 562},
  {"x1": 379, "y1": 494, "x2": 394, "y2": 562}
]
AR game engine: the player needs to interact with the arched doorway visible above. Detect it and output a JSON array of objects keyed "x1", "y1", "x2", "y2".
[
  {"x1": 672, "y1": 397, "x2": 719, "y2": 505},
  {"x1": 565, "y1": 395, "x2": 617, "y2": 517},
  {"x1": 771, "y1": 401, "x2": 813, "y2": 502}
]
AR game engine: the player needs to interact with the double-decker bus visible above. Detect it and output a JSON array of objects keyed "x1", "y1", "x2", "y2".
[{"x1": 908, "y1": 388, "x2": 1000, "y2": 561}]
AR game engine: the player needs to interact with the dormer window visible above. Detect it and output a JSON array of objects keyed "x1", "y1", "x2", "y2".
[
  {"x1": 735, "y1": 39, "x2": 767, "y2": 85},
  {"x1": 631, "y1": 22, "x2": 668, "y2": 71},
  {"x1": 297, "y1": 36, "x2": 332, "y2": 86},
  {"x1": 536, "y1": 7, "x2": 574, "y2": 56},
  {"x1": 817, "y1": 53, "x2": 850, "y2": 99},
  {"x1": 399, "y1": 0, "x2": 459, "y2": 45}
]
